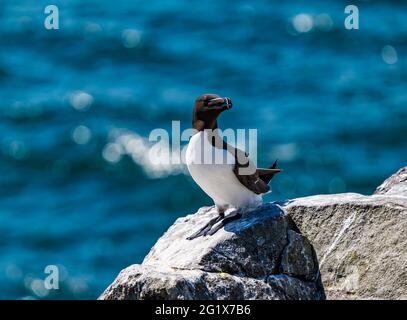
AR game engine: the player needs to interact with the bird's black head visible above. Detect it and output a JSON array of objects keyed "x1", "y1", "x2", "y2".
[{"x1": 192, "y1": 94, "x2": 233, "y2": 131}]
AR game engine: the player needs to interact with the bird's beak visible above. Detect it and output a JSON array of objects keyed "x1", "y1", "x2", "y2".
[{"x1": 206, "y1": 97, "x2": 233, "y2": 110}]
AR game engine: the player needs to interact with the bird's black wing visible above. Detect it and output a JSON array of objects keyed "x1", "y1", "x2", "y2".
[
  {"x1": 233, "y1": 164, "x2": 270, "y2": 195},
  {"x1": 207, "y1": 131, "x2": 282, "y2": 195},
  {"x1": 233, "y1": 156, "x2": 282, "y2": 195}
]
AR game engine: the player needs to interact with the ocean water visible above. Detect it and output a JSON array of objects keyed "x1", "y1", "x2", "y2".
[{"x1": 0, "y1": 0, "x2": 406, "y2": 299}]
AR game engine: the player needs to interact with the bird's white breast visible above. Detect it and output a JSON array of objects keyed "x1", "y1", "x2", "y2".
[{"x1": 186, "y1": 131, "x2": 262, "y2": 210}]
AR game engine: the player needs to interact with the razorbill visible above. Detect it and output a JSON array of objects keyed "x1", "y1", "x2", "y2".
[{"x1": 186, "y1": 94, "x2": 282, "y2": 239}]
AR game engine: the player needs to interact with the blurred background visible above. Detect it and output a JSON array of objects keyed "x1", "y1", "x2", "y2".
[{"x1": 0, "y1": 0, "x2": 406, "y2": 299}]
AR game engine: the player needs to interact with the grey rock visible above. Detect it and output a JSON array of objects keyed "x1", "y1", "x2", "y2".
[
  {"x1": 374, "y1": 166, "x2": 407, "y2": 196},
  {"x1": 100, "y1": 204, "x2": 325, "y2": 300},
  {"x1": 280, "y1": 230, "x2": 318, "y2": 281},
  {"x1": 283, "y1": 166, "x2": 407, "y2": 300},
  {"x1": 100, "y1": 264, "x2": 322, "y2": 300},
  {"x1": 101, "y1": 166, "x2": 407, "y2": 300}
]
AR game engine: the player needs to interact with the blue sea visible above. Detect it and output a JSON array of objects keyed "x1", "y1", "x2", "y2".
[{"x1": 0, "y1": 0, "x2": 406, "y2": 299}]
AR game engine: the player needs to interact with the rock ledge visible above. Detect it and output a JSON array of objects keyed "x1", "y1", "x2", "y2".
[
  {"x1": 100, "y1": 166, "x2": 406, "y2": 300},
  {"x1": 100, "y1": 204, "x2": 324, "y2": 300}
]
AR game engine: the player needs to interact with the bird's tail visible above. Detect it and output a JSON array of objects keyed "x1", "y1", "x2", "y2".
[
  {"x1": 270, "y1": 159, "x2": 278, "y2": 170},
  {"x1": 257, "y1": 159, "x2": 282, "y2": 184}
]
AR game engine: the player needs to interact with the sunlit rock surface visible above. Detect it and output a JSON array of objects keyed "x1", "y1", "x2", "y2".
[
  {"x1": 100, "y1": 166, "x2": 406, "y2": 300},
  {"x1": 100, "y1": 204, "x2": 324, "y2": 300},
  {"x1": 284, "y1": 166, "x2": 407, "y2": 299},
  {"x1": 374, "y1": 166, "x2": 407, "y2": 196}
]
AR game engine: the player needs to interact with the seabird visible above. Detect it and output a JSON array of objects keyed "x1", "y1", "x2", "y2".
[{"x1": 186, "y1": 94, "x2": 282, "y2": 239}]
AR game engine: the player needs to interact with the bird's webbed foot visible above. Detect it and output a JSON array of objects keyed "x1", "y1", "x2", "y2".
[{"x1": 186, "y1": 208, "x2": 241, "y2": 240}]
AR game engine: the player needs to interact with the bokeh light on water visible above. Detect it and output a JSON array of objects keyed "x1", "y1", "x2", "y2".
[{"x1": 0, "y1": 0, "x2": 406, "y2": 299}]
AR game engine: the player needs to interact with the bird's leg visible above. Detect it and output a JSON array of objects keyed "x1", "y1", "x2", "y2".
[
  {"x1": 206, "y1": 208, "x2": 241, "y2": 236},
  {"x1": 186, "y1": 206, "x2": 225, "y2": 240}
]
